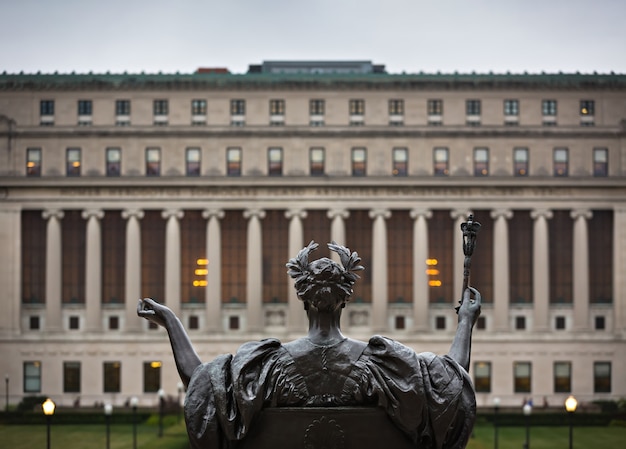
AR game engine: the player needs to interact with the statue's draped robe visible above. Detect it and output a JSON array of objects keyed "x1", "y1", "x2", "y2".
[{"x1": 185, "y1": 336, "x2": 475, "y2": 449}]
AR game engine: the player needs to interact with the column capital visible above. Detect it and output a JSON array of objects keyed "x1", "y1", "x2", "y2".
[
  {"x1": 161, "y1": 209, "x2": 184, "y2": 220},
  {"x1": 530, "y1": 208, "x2": 553, "y2": 220},
  {"x1": 42, "y1": 209, "x2": 64, "y2": 220},
  {"x1": 121, "y1": 209, "x2": 144, "y2": 220},
  {"x1": 285, "y1": 209, "x2": 307, "y2": 220},
  {"x1": 81, "y1": 209, "x2": 105, "y2": 220},
  {"x1": 202, "y1": 209, "x2": 225, "y2": 220},
  {"x1": 570, "y1": 208, "x2": 593, "y2": 220},
  {"x1": 327, "y1": 208, "x2": 350, "y2": 220},
  {"x1": 450, "y1": 209, "x2": 471, "y2": 220},
  {"x1": 490, "y1": 208, "x2": 513, "y2": 220},
  {"x1": 368, "y1": 208, "x2": 391, "y2": 220},
  {"x1": 410, "y1": 208, "x2": 432, "y2": 220},
  {"x1": 243, "y1": 208, "x2": 266, "y2": 220}
]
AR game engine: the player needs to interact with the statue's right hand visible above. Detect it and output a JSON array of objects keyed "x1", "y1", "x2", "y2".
[{"x1": 137, "y1": 298, "x2": 170, "y2": 328}]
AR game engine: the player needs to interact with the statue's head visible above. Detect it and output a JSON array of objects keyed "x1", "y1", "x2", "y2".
[{"x1": 286, "y1": 241, "x2": 364, "y2": 312}]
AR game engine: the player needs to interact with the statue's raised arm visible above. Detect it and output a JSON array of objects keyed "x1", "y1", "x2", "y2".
[{"x1": 137, "y1": 298, "x2": 201, "y2": 388}]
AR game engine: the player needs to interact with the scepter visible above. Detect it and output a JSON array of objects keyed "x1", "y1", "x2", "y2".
[{"x1": 456, "y1": 214, "x2": 481, "y2": 313}]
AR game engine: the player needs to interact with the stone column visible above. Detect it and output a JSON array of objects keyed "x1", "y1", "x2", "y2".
[
  {"x1": 162, "y1": 209, "x2": 184, "y2": 318},
  {"x1": 369, "y1": 209, "x2": 391, "y2": 332},
  {"x1": 286, "y1": 209, "x2": 307, "y2": 333},
  {"x1": 122, "y1": 209, "x2": 144, "y2": 332},
  {"x1": 531, "y1": 209, "x2": 553, "y2": 332},
  {"x1": 43, "y1": 209, "x2": 64, "y2": 332},
  {"x1": 410, "y1": 208, "x2": 432, "y2": 332},
  {"x1": 244, "y1": 209, "x2": 265, "y2": 333},
  {"x1": 571, "y1": 209, "x2": 592, "y2": 331},
  {"x1": 82, "y1": 209, "x2": 104, "y2": 333},
  {"x1": 328, "y1": 209, "x2": 350, "y2": 263},
  {"x1": 491, "y1": 209, "x2": 513, "y2": 332},
  {"x1": 451, "y1": 210, "x2": 471, "y2": 304},
  {"x1": 202, "y1": 209, "x2": 224, "y2": 333},
  {"x1": 614, "y1": 207, "x2": 626, "y2": 333},
  {"x1": 0, "y1": 208, "x2": 21, "y2": 335}
]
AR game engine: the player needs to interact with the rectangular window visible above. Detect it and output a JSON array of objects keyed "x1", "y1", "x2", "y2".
[
  {"x1": 504, "y1": 99, "x2": 519, "y2": 116},
  {"x1": 594, "y1": 361, "x2": 611, "y2": 393},
  {"x1": 78, "y1": 100, "x2": 92, "y2": 115},
  {"x1": 29, "y1": 316, "x2": 40, "y2": 330},
  {"x1": 466, "y1": 99, "x2": 481, "y2": 115},
  {"x1": 580, "y1": 100, "x2": 595, "y2": 116},
  {"x1": 433, "y1": 147, "x2": 449, "y2": 176},
  {"x1": 24, "y1": 361, "x2": 41, "y2": 393},
  {"x1": 351, "y1": 147, "x2": 366, "y2": 176},
  {"x1": 231, "y1": 99, "x2": 246, "y2": 115},
  {"x1": 153, "y1": 99, "x2": 168, "y2": 115},
  {"x1": 555, "y1": 316, "x2": 566, "y2": 330},
  {"x1": 554, "y1": 362, "x2": 571, "y2": 393},
  {"x1": 40, "y1": 99, "x2": 55, "y2": 115},
  {"x1": 310, "y1": 147, "x2": 325, "y2": 176},
  {"x1": 229, "y1": 315, "x2": 240, "y2": 330},
  {"x1": 189, "y1": 315, "x2": 199, "y2": 330},
  {"x1": 514, "y1": 147, "x2": 529, "y2": 176},
  {"x1": 515, "y1": 316, "x2": 526, "y2": 330},
  {"x1": 593, "y1": 147, "x2": 608, "y2": 176},
  {"x1": 268, "y1": 147, "x2": 283, "y2": 176},
  {"x1": 186, "y1": 147, "x2": 201, "y2": 176},
  {"x1": 435, "y1": 316, "x2": 446, "y2": 330},
  {"x1": 146, "y1": 147, "x2": 161, "y2": 176},
  {"x1": 476, "y1": 316, "x2": 486, "y2": 330},
  {"x1": 514, "y1": 361, "x2": 531, "y2": 393},
  {"x1": 69, "y1": 315, "x2": 80, "y2": 330},
  {"x1": 143, "y1": 361, "x2": 162, "y2": 393},
  {"x1": 595, "y1": 316, "x2": 605, "y2": 330},
  {"x1": 66, "y1": 147, "x2": 81, "y2": 177},
  {"x1": 26, "y1": 147, "x2": 42, "y2": 177},
  {"x1": 310, "y1": 99, "x2": 325, "y2": 115},
  {"x1": 63, "y1": 361, "x2": 81, "y2": 393},
  {"x1": 395, "y1": 316, "x2": 405, "y2": 330},
  {"x1": 349, "y1": 99, "x2": 365, "y2": 115},
  {"x1": 226, "y1": 147, "x2": 242, "y2": 176},
  {"x1": 191, "y1": 99, "x2": 207, "y2": 115},
  {"x1": 115, "y1": 99, "x2": 130, "y2": 116},
  {"x1": 427, "y1": 99, "x2": 443, "y2": 115},
  {"x1": 474, "y1": 147, "x2": 489, "y2": 176},
  {"x1": 542, "y1": 99, "x2": 557, "y2": 116},
  {"x1": 269, "y1": 99, "x2": 285, "y2": 115},
  {"x1": 108, "y1": 316, "x2": 119, "y2": 330},
  {"x1": 554, "y1": 147, "x2": 568, "y2": 177},
  {"x1": 388, "y1": 99, "x2": 404, "y2": 115},
  {"x1": 103, "y1": 362, "x2": 121, "y2": 393},
  {"x1": 474, "y1": 361, "x2": 491, "y2": 393},
  {"x1": 392, "y1": 147, "x2": 408, "y2": 176},
  {"x1": 106, "y1": 147, "x2": 121, "y2": 177}
]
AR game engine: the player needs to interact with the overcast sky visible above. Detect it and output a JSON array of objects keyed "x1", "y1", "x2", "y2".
[{"x1": 2, "y1": 0, "x2": 625, "y2": 75}]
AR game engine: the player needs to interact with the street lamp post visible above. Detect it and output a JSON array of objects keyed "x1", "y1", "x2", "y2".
[
  {"x1": 177, "y1": 382, "x2": 184, "y2": 423},
  {"x1": 565, "y1": 395, "x2": 578, "y2": 449},
  {"x1": 493, "y1": 397, "x2": 500, "y2": 449},
  {"x1": 4, "y1": 374, "x2": 8, "y2": 412},
  {"x1": 158, "y1": 389, "x2": 165, "y2": 437},
  {"x1": 130, "y1": 397, "x2": 138, "y2": 449},
  {"x1": 104, "y1": 403, "x2": 113, "y2": 449},
  {"x1": 42, "y1": 398, "x2": 56, "y2": 449},
  {"x1": 522, "y1": 402, "x2": 532, "y2": 449}
]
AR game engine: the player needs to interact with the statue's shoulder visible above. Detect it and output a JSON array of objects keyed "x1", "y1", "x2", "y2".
[{"x1": 366, "y1": 335, "x2": 437, "y2": 362}]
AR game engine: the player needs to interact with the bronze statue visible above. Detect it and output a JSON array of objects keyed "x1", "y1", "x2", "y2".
[{"x1": 138, "y1": 241, "x2": 481, "y2": 449}]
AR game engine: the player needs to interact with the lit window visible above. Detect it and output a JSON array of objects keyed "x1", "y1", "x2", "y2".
[
  {"x1": 474, "y1": 147, "x2": 489, "y2": 176},
  {"x1": 268, "y1": 147, "x2": 283, "y2": 176},
  {"x1": 554, "y1": 147, "x2": 568, "y2": 177},
  {"x1": 392, "y1": 147, "x2": 408, "y2": 176},
  {"x1": 227, "y1": 147, "x2": 242, "y2": 176},
  {"x1": 143, "y1": 361, "x2": 161, "y2": 393},
  {"x1": 389, "y1": 99, "x2": 404, "y2": 115},
  {"x1": 186, "y1": 147, "x2": 201, "y2": 176},
  {"x1": 26, "y1": 147, "x2": 42, "y2": 177},
  {"x1": 504, "y1": 99, "x2": 519, "y2": 116},
  {"x1": 349, "y1": 99, "x2": 365, "y2": 115},
  {"x1": 514, "y1": 361, "x2": 531, "y2": 393},
  {"x1": 23, "y1": 361, "x2": 42, "y2": 393},
  {"x1": 594, "y1": 361, "x2": 611, "y2": 393},
  {"x1": 269, "y1": 99, "x2": 285, "y2": 115},
  {"x1": 474, "y1": 361, "x2": 491, "y2": 393},
  {"x1": 554, "y1": 362, "x2": 571, "y2": 393},
  {"x1": 351, "y1": 147, "x2": 366, "y2": 176},
  {"x1": 66, "y1": 147, "x2": 81, "y2": 177},
  {"x1": 103, "y1": 362, "x2": 121, "y2": 393},
  {"x1": 433, "y1": 147, "x2": 449, "y2": 176},
  {"x1": 145, "y1": 147, "x2": 161, "y2": 176},
  {"x1": 63, "y1": 361, "x2": 81, "y2": 393},
  {"x1": 310, "y1": 99, "x2": 325, "y2": 115},
  {"x1": 427, "y1": 99, "x2": 443, "y2": 115},
  {"x1": 310, "y1": 147, "x2": 325, "y2": 176},
  {"x1": 514, "y1": 147, "x2": 529, "y2": 176},
  {"x1": 106, "y1": 147, "x2": 121, "y2": 177},
  {"x1": 593, "y1": 147, "x2": 608, "y2": 176},
  {"x1": 191, "y1": 99, "x2": 207, "y2": 115},
  {"x1": 580, "y1": 100, "x2": 595, "y2": 116}
]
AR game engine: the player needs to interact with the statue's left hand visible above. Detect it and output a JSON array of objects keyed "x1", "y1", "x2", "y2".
[
  {"x1": 458, "y1": 287, "x2": 481, "y2": 326},
  {"x1": 137, "y1": 297, "x2": 172, "y2": 328}
]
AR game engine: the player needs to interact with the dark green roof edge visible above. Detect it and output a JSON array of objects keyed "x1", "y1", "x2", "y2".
[{"x1": 1, "y1": 71, "x2": 626, "y2": 90}]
